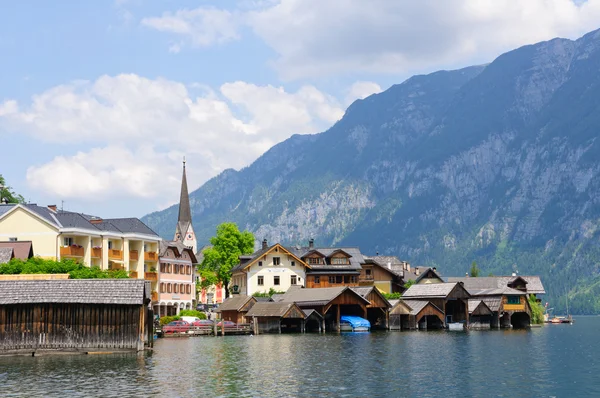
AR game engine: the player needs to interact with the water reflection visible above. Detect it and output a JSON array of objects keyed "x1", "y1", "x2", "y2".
[{"x1": 1, "y1": 318, "x2": 599, "y2": 397}]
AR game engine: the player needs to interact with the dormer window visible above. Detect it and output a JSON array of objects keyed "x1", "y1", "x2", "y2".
[
  {"x1": 331, "y1": 257, "x2": 349, "y2": 265},
  {"x1": 308, "y1": 258, "x2": 321, "y2": 265},
  {"x1": 273, "y1": 257, "x2": 281, "y2": 266}
]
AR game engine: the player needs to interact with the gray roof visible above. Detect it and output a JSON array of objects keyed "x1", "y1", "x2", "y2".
[
  {"x1": 468, "y1": 299, "x2": 484, "y2": 313},
  {"x1": 55, "y1": 212, "x2": 99, "y2": 229},
  {"x1": 364, "y1": 257, "x2": 404, "y2": 278},
  {"x1": 271, "y1": 294, "x2": 285, "y2": 302},
  {"x1": 245, "y1": 302, "x2": 302, "y2": 318},
  {"x1": 302, "y1": 309, "x2": 323, "y2": 319},
  {"x1": 217, "y1": 295, "x2": 256, "y2": 312},
  {"x1": 99, "y1": 218, "x2": 159, "y2": 236},
  {"x1": 277, "y1": 286, "x2": 370, "y2": 307},
  {"x1": 446, "y1": 276, "x2": 545, "y2": 294},
  {"x1": 406, "y1": 300, "x2": 442, "y2": 316},
  {"x1": 404, "y1": 267, "x2": 431, "y2": 282},
  {"x1": 482, "y1": 297, "x2": 502, "y2": 312},
  {"x1": 415, "y1": 268, "x2": 443, "y2": 283},
  {"x1": 0, "y1": 279, "x2": 149, "y2": 305},
  {"x1": 0, "y1": 241, "x2": 33, "y2": 260},
  {"x1": 350, "y1": 286, "x2": 392, "y2": 308},
  {"x1": 0, "y1": 247, "x2": 13, "y2": 264},
  {"x1": 469, "y1": 287, "x2": 526, "y2": 296},
  {"x1": 402, "y1": 282, "x2": 463, "y2": 298},
  {"x1": 159, "y1": 240, "x2": 198, "y2": 263},
  {"x1": 0, "y1": 205, "x2": 13, "y2": 217},
  {"x1": 300, "y1": 247, "x2": 364, "y2": 271}
]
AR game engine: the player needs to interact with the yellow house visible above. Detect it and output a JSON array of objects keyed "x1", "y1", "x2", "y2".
[
  {"x1": 0, "y1": 204, "x2": 161, "y2": 284},
  {"x1": 230, "y1": 241, "x2": 309, "y2": 296}
]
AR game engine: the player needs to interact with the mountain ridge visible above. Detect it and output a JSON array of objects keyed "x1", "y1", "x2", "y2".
[{"x1": 143, "y1": 28, "x2": 600, "y2": 314}]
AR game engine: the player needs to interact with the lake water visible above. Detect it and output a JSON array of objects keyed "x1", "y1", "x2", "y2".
[{"x1": 1, "y1": 317, "x2": 599, "y2": 397}]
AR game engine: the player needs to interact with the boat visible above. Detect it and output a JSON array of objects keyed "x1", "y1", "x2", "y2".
[
  {"x1": 548, "y1": 315, "x2": 573, "y2": 324},
  {"x1": 447, "y1": 322, "x2": 465, "y2": 331},
  {"x1": 339, "y1": 316, "x2": 370, "y2": 332}
]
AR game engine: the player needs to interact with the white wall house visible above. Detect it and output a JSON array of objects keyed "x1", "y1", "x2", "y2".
[{"x1": 231, "y1": 243, "x2": 309, "y2": 296}]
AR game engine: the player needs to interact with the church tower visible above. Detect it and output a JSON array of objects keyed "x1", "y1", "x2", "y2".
[{"x1": 174, "y1": 158, "x2": 197, "y2": 253}]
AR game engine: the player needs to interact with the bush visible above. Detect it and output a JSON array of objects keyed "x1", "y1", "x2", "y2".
[
  {"x1": 528, "y1": 294, "x2": 545, "y2": 324},
  {"x1": 0, "y1": 258, "x2": 130, "y2": 279},
  {"x1": 253, "y1": 288, "x2": 285, "y2": 298},
  {"x1": 179, "y1": 309, "x2": 207, "y2": 319},
  {"x1": 160, "y1": 315, "x2": 181, "y2": 326},
  {"x1": 382, "y1": 292, "x2": 402, "y2": 300}
]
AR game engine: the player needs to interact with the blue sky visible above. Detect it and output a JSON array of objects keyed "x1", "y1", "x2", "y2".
[{"x1": 1, "y1": 0, "x2": 598, "y2": 218}]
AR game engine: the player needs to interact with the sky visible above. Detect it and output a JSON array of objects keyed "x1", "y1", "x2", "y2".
[{"x1": 2, "y1": 0, "x2": 600, "y2": 218}]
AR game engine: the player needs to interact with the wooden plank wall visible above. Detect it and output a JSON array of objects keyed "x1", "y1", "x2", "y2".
[{"x1": 0, "y1": 303, "x2": 144, "y2": 352}]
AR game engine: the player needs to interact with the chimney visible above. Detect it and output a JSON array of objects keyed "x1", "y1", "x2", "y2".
[
  {"x1": 433, "y1": 267, "x2": 437, "y2": 272},
  {"x1": 415, "y1": 267, "x2": 420, "y2": 276},
  {"x1": 90, "y1": 217, "x2": 103, "y2": 224},
  {"x1": 262, "y1": 239, "x2": 268, "y2": 250},
  {"x1": 511, "y1": 272, "x2": 516, "y2": 277},
  {"x1": 48, "y1": 204, "x2": 57, "y2": 212},
  {"x1": 308, "y1": 239, "x2": 314, "y2": 249}
]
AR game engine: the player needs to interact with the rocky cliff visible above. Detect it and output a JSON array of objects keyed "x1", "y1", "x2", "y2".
[{"x1": 143, "y1": 28, "x2": 600, "y2": 313}]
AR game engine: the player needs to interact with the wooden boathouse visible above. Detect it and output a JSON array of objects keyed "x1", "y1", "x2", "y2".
[
  {"x1": 245, "y1": 302, "x2": 306, "y2": 334},
  {"x1": 217, "y1": 295, "x2": 257, "y2": 324},
  {"x1": 0, "y1": 279, "x2": 153, "y2": 356},
  {"x1": 350, "y1": 287, "x2": 392, "y2": 329}
]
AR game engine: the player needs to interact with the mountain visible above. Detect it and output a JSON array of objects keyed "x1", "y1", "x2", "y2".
[{"x1": 143, "y1": 28, "x2": 600, "y2": 314}]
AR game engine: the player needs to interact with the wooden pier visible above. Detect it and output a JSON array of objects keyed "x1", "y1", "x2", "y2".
[{"x1": 157, "y1": 324, "x2": 253, "y2": 338}]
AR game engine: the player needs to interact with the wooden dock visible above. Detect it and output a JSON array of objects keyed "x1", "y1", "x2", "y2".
[{"x1": 157, "y1": 324, "x2": 253, "y2": 338}]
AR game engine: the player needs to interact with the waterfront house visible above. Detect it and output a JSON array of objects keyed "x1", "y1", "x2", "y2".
[
  {"x1": 468, "y1": 300, "x2": 494, "y2": 329},
  {"x1": 0, "y1": 279, "x2": 152, "y2": 355},
  {"x1": 275, "y1": 286, "x2": 371, "y2": 332},
  {"x1": 301, "y1": 242, "x2": 365, "y2": 288},
  {"x1": 388, "y1": 300, "x2": 413, "y2": 330},
  {"x1": 230, "y1": 240, "x2": 309, "y2": 296},
  {"x1": 402, "y1": 282, "x2": 471, "y2": 329},
  {"x1": 360, "y1": 256, "x2": 406, "y2": 293},
  {"x1": 350, "y1": 286, "x2": 392, "y2": 329},
  {"x1": 245, "y1": 302, "x2": 306, "y2": 334},
  {"x1": 157, "y1": 240, "x2": 197, "y2": 316},
  {"x1": 217, "y1": 295, "x2": 257, "y2": 324}
]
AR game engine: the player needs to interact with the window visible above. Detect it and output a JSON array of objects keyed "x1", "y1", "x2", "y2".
[
  {"x1": 167, "y1": 284, "x2": 172, "y2": 293},
  {"x1": 336, "y1": 276, "x2": 342, "y2": 284},
  {"x1": 258, "y1": 276, "x2": 264, "y2": 286},
  {"x1": 64, "y1": 237, "x2": 73, "y2": 246},
  {"x1": 366, "y1": 268, "x2": 372, "y2": 276},
  {"x1": 291, "y1": 261, "x2": 295, "y2": 267},
  {"x1": 314, "y1": 276, "x2": 320, "y2": 284},
  {"x1": 350, "y1": 276, "x2": 357, "y2": 283},
  {"x1": 332, "y1": 257, "x2": 349, "y2": 265},
  {"x1": 167, "y1": 264, "x2": 172, "y2": 273},
  {"x1": 187, "y1": 266, "x2": 191, "y2": 275},
  {"x1": 160, "y1": 264, "x2": 165, "y2": 273},
  {"x1": 258, "y1": 261, "x2": 263, "y2": 267},
  {"x1": 273, "y1": 257, "x2": 281, "y2": 266},
  {"x1": 308, "y1": 257, "x2": 321, "y2": 265},
  {"x1": 329, "y1": 276, "x2": 335, "y2": 284},
  {"x1": 507, "y1": 296, "x2": 521, "y2": 305},
  {"x1": 174, "y1": 264, "x2": 179, "y2": 273},
  {"x1": 186, "y1": 285, "x2": 191, "y2": 294},
  {"x1": 274, "y1": 276, "x2": 280, "y2": 285},
  {"x1": 291, "y1": 275, "x2": 297, "y2": 285},
  {"x1": 181, "y1": 284, "x2": 185, "y2": 293},
  {"x1": 160, "y1": 283, "x2": 165, "y2": 293},
  {"x1": 174, "y1": 284, "x2": 179, "y2": 294},
  {"x1": 9, "y1": 237, "x2": 17, "y2": 242}
]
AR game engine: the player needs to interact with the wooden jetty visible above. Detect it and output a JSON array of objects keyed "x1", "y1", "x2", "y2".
[
  {"x1": 157, "y1": 324, "x2": 253, "y2": 337},
  {"x1": 0, "y1": 279, "x2": 153, "y2": 356}
]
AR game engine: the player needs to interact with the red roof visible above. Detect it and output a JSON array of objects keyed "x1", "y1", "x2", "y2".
[{"x1": 0, "y1": 241, "x2": 34, "y2": 260}]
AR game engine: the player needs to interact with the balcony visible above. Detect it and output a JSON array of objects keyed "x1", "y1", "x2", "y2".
[
  {"x1": 129, "y1": 250, "x2": 139, "y2": 261},
  {"x1": 60, "y1": 246, "x2": 84, "y2": 257},
  {"x1": 129, "y1": 271, "x2": 139, "y2": 279},
  {"x1": 144, "y1": 252, "x2": 158, "y2": 261},
  {"x1": 504, "y1": 303, "x2": 525, "y2": 311},
  {"x1": 151, "y1": 291, "x2": 159, "y2": 302},
  {"x1": 108, "y1": 249, "x2": 123, "y2": 260},
  {"x1": 91, "y1": 248, "x2": 102, "y2": 258},
  {"x1": 145, "y1": 272, "x2": 158, "y2": 281}
]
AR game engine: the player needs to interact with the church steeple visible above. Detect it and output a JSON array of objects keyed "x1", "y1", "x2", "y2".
[{"x1": 174, "y1": 157, "x2": 197, "y2": 253}]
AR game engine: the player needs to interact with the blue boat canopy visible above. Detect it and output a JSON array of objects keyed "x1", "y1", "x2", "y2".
[{"x1": 340, "y1": 316, "x2": 371, "y2": 328}]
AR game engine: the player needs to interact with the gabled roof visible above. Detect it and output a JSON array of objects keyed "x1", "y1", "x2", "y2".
[
  {"x1": 369, "y1": 256, "x2": 409, "y2": 279},
  {"x1": 245, "y1": 302, "x2": 304, "y2": 318},
  {"x1": 97, "y1": 218, "x2": 159, "y2": 237},
  {"x1": 0, "y1": 279, "x2": 149, "y2": 305},
  {"x1": 159, "y1": 240, "x2": 198, "y2": 264},
  {"x1": 406, "y1": 300, "x2": 443, "y2": 316},
  {"x1": 0, "y1": 247, "x2": 13, "y2": 264},
  {"x1": 446, "y1": 276, "x2": 546, "y2": 294},
  {"x1": 302, "y1": 309, "x2": 323, "y2": 320},
  {"x1": 231, "y1": 243, "x2": 309, "y2": 273},
  {"x1": 364, "y1": 258, "x2": 404, "y2": 279},
  {"x1": 415, "y1": 267, "x2": 443, "y2": 283},
  {"x1": 0, "y1": 241, "x2": 33, "y2": 260},
  {"x1": 216, "y1": 295, "x2": 257, "y2": 312},
  {"x1": 277, "y1": 286, "x2": 370, "y2": 307},
  {"x1": 329, "y1": 249, "x2": 353, "y2": 257},
  {"x1": 468, "y1": 299, "x2": 492, "y2": 315},
  {"x1": 389, "y1": 299, "x2": 413, "y2": 315},
  {"x1": 402, "y1": 282, "x2": 470, "y2": 299},
  {"x1": 482, "y1": 297, "x2": 502, "y2": 312},
  {"x1": 350, "y1": 286, "x2": 392, "y2": 308}
]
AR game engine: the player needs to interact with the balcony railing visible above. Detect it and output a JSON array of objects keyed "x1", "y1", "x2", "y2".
[
  {"x1": 144, "y1": 252, "x2": 158, "y2": 261},
  {"x1": 129, "y1": 250, "x2": 139, "y2": 261},
  {"x1": 60, "y1": 246, "x2": 84, "y2": 257},
  {"x1": 108, "y1": 249, "x2": 123, "y2": 260},
  {"x1": 91, "y1": 248, "x2": 102, "y2": 258},
  {"x1": 503, "y1": 303, "x2": 525, "y2": 311},
  {"x1": 359, "y1": 275, "x2": 374, "y2": 281},
  {"x1": 145, "y1": 272, "x2": 158, "y2": 281},
  {"x1": 151, "y1": 291, "x2": 159, "y2": 302}
]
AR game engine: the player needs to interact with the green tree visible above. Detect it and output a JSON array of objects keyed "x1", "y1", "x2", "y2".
[
  {"x1": 198, "y1": 222, "x2": 254, "y2": 298},
  {"x1": 528, "y1": 294, "x2": 545, "y2": 324},
  {"x1": 404, "y1": 279, "x2": 416, "y2": 289},
  {"x1": 0, "y1": 174, "x2": 25, "y2": 204},
  {"x1": 470, "y1": 261, "x2": 480, "y2": 277}
]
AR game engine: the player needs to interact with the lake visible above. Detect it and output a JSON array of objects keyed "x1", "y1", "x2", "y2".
[{"x1": 1, "y1": 317, "x2": 599, "y2": 397}]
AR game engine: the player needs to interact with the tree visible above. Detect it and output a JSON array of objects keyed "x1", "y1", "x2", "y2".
[
  {"x1": 0, "y1": 174, "x2": 25, "y2": 204},
  {"x1": 470, "y1": 261, "x2": 480, "y2": 277},
  {"x1": 404, "y1": 279, "x2": 416, "y2": 289},
  {"x1": 198, "y1": 222, "x2": 255, "y2": 298}
]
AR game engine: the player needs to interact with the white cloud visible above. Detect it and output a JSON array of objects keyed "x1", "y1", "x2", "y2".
[
  {"x1": 2, "y1": 74, "x2": 345, "y2": 203},
  {"x1": 141, "y1": 7, "x2": 239, "y2": 49},
  {"x1": 246, "y1": 0, "x2": 600, "y2": 79},
  {"x1": 345, "y1": 81, "x2": 382, "y2": 105}
]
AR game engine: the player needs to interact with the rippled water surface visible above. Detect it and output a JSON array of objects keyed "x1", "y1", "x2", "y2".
[{"x1": 1, "y1": 317, "x2": 599, "y2": 397}]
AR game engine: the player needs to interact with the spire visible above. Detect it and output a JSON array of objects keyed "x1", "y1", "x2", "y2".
[{"x1": 178, "y1": 157, "x2": 191, "y2": 224}]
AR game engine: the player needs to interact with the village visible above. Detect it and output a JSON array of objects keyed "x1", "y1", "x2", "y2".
[{"x1": 0, "y1": 161, "x2": 546, "y2": 355}]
